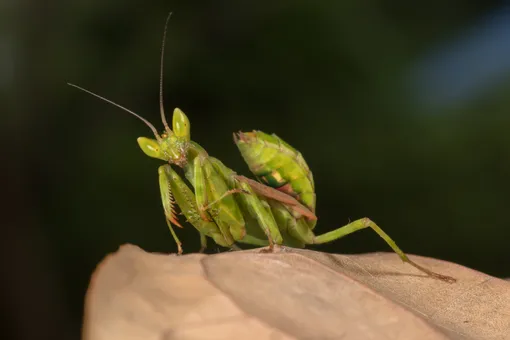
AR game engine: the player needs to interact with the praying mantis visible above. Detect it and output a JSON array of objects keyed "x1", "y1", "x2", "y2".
[{"x1": 68, "y1": 13, "x2": 456, "y2": 283}]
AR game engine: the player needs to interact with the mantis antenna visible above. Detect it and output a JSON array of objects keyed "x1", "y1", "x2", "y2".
[
  {"x1": 159, "y1": 12, "x2": 173, "y2": 133},
  {"x1": 67, "y1": 82, "x2": 161, "y2": 140}
]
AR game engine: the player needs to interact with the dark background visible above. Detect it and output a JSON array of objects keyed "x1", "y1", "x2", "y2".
[{"x1": 4, "y1": 1, "x2": 510, "y2": 339}]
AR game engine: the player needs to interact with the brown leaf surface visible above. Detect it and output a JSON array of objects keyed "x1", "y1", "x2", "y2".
[{"x1": 83, "y1": 244, "x2": 510, "y2": 340}]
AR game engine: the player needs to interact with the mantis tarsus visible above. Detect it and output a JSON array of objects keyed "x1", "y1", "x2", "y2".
[{"x1": 68, "y1": 13, "x2": 456, "y2": 283}]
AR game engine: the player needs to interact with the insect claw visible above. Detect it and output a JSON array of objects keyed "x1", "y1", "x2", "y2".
[{"x1": 169, "y1": 215, "x2": 184, "y2": 228}]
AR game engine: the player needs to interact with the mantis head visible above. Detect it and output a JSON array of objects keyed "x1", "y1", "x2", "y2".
[{"x1": 137, "y1": 108, "x2": 191, "y2": 167}]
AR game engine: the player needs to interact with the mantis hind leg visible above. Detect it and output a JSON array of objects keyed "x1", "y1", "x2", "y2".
[{"x1": 313, "y1": 218, "x2": 456, "y2": 283}]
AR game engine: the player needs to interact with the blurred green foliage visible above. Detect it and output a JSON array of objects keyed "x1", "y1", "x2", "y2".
[{"x1": 6, "y1": 0, "x2": 510, "y2": 338}]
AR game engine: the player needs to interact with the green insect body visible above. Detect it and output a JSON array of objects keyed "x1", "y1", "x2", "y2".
[
  {"x1": 235, "y1": 130, "x2": 317, "y2": 230},
  {"x1": 67, "y1": 13, "x2": 456, "y2": 283}
]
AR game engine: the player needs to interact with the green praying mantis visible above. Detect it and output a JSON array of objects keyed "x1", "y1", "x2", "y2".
[{"x1": 68, "y1": 13, "x2": 456, "y2": 283}]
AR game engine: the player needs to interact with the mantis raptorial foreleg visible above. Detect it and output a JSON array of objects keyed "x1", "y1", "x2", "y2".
[
  {"x1": 158, "y1": 164, "x2": 232, "y2": 252},
  {"x1": 164, "y1": 219, "x2": 183, "y2": 255},
  {"x1": 158, "y1": 165, "x2": 185, "y2": 254}
]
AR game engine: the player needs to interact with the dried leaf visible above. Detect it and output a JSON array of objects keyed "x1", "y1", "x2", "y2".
[{"x1": 83, "y1": 244, "x2": 510, "y2": 340}]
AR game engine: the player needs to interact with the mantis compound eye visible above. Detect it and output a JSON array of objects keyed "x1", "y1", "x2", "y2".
[
  {"x1": 137, "y1": 137, "x2": 165, "y2": 160},
  {"x1": 172, "y1": 108, "x2": 190, "y2": 141}
]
